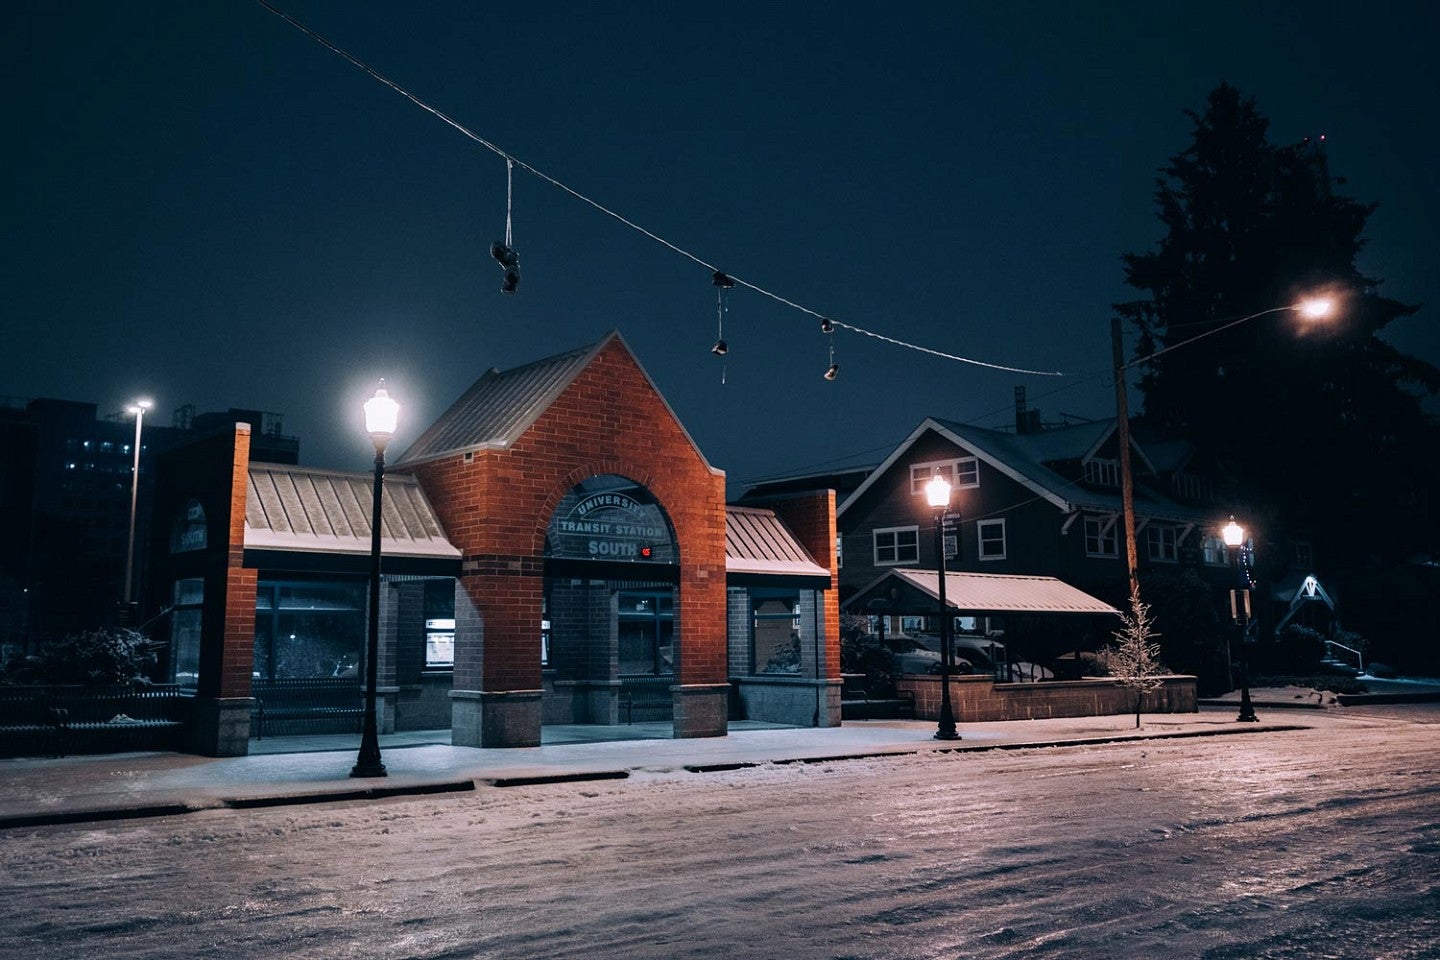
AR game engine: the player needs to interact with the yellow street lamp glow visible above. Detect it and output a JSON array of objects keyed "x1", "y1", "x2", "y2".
[
  {"x1": 1221, "y1": 516, "x2": 1245, "y2": 548},
  {"x1": 924, "y1": 471, "x2": 952, "y2": 510}
]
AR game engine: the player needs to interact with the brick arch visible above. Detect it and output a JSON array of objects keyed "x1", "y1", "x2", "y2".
[{"x1": 528, "y1": 463, "x2": 679, "y2": 562}]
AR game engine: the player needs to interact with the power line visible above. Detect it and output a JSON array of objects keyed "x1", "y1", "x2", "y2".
[{"x1": 254, "y1": 0, "x2": 1068, "y2": 378}]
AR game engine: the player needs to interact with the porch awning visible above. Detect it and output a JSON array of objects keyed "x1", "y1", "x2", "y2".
[
  {"x1": 845, "y1": 569, "x2": 1119, "y2": 616},
  {"x1": 244, "y1": 463, "x2": 460, "y2": 574},
  {"x1": 725, "y1": 506, "x2": 831, "y2": 585}
]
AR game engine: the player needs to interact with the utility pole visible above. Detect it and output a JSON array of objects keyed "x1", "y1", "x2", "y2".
[{"x1": 1111, "y1": 317, "x2": 1140, "y2": 603}]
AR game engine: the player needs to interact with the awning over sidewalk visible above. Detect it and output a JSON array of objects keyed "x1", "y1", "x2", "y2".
[{"x1": 845, "y1": 569, "x2": 1119, "y2": 616}]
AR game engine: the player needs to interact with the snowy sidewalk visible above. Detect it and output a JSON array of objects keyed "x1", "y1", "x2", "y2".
[{"x1": 0, "y1": 710, "x2": 1311, "y2": 829}]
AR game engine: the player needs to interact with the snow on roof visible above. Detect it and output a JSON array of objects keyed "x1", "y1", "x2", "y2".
[
  {"x1": 848, "y1": 569, "x2": 1119, "y2": 615},
  {"x1": 245, "y1": 463, "x2": 460, "y2": 559}
]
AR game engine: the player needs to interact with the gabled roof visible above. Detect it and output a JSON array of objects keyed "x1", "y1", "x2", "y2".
[
  {"x1": 395, "y1": 331, "x2": 717, "y2": 472},
  {"x1": 845, "y1": 569, "x2": 1119, "y2": 615},
  {"x1": 725, "y1": 506, "x2": 830, "y2": 580},
  {"x1": 838, "y1": 417, "x2": 1203, "y2": 523},
  {"x1": 245, "y1": 462, "x2": 460, "y2": 559}
]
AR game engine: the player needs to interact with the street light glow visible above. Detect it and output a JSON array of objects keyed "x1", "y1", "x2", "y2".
[
  {"x1": 924, "y1": 472, "x2": 952, "y2": 510},
  {"x1": 364, "y1": 381, "x2": 400, "y2": 442},
  {"x1": 128, "y1": 398, "x2": 153, "y2": 415},
  {"x1": 1296, "y1": 298, "x2": 1334, "y2": 320},
  {"x1": 1222, "y1": 516, "x2": 1246, "y2": 547}
]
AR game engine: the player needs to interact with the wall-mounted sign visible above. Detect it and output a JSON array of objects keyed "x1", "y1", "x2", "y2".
[
  {"x1": 170, "y1": 499, "x2": 208, "y2": 553},
  {"x1": 545, "y1": 475, "x2": 677, "y2": 563}
]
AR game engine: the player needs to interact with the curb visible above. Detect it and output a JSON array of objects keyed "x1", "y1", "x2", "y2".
[
  {"x1": 1335, "y1": 691, "x2": 1440, "y2": 706},
  {"x1": 0, "y1": 724, "x2": 1308, "y2": 831},
  {"x1": 1197, "y1": 698, "x2": 1328, "y2": 710}
]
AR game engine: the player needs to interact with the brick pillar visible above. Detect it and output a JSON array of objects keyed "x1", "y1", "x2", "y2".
[
  {"x1": 450, "y1": 563, "x2": 543, "y2": 748},
  {"x1": 188, "y1": 425, "x2": 257, "y2": 756},
  {"x1": 374, "y1": 576, "x2": 401, "y2": 734}
]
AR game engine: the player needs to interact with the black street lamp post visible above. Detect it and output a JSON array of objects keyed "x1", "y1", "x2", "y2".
[
  {"x1": 925, "y1": 472, "x2": 960, "y2": 741},
  {"x1": 352, "y1": 381, "x2": 399, "y2": 779},
  {"x1": 1223, "y1": 516, "x2": 1259, "y2": 723}
]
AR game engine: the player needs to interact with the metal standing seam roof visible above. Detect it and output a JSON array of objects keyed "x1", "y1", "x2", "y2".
[
  {"x1": 863, "y1": 569, "x2": 1120, "y2": 615},
  {"x1": 394, "y1": 331, "x2": 719, "y2": 474},
  {"x1": 395, "y1": 342, "x2": 599, "y2": 466},
  {"x1": 244, "y1": 463, "x2": 460, "y2": 559},
  {"x1": 725, "y1": 506, "x2": 831, "y2": 579}
]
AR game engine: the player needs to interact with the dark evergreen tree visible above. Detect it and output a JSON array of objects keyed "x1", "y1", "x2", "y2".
[{"x1": 1117, "y1": 83, "x2": 1440, "y2": 567}]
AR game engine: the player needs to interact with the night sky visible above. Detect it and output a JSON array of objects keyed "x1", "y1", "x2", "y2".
[{"x1": 6, "y1": 2, "x2": 1437, "y2": 495}]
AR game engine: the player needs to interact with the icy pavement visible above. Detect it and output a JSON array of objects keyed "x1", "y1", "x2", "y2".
[
  {"x1": 1, "y1": 706, "x2": 1436, "y2": 959},
  {"x1": 0, "y1": 711, "x2": 1308, "y2": 827}
]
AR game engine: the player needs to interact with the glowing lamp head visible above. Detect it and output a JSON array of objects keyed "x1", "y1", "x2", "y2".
[
  {"x1": 1221, "y1": 516, "x2": 1245, "y2": 548},
  {"x1": 1297, "y1": 298, "x2": 1334, "y2": 320},
  {"x1": 364, "y1": 380, "x2": 400, "y2": 442},
  {"x1": 128, "y1": 399, "x2": 153, "y2": 416},
  {"x1": 924, "y1": 472, "x2": 952, "y2": 510}
]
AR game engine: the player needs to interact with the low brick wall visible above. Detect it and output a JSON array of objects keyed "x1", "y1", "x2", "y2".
[{"x1": 896, "y1": 675, "x2": 1197, "y2": 723}]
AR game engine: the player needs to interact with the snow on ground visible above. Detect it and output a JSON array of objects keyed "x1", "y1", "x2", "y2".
[{"x1": 2, "y1": 707, "x2": 1438, "y2": 960}]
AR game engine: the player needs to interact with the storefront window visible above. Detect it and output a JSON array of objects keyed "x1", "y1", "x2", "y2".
[
  {"x1": 253, "y1": 580, "x2": 364, "y2": 681},
  {"x1": 753, "y1": 592, "x2": 801, "y2": 674},
  {"x1": 618, "y1": 590, "x2": 674, "y2": 676},
  {"x1": 170, "y1": 578, "x2": 204, "y2": 688}
]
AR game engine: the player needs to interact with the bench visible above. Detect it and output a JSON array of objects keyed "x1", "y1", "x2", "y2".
[
  {"x1": 250, "y1": 678, "x2": 364, "y2": 739},
  {"x1": 840, "y1": 675, "x2": 916, "y2": 721},
  {"x1": 0, "y1": 684, "x2": 191, "y2": 757},
  {"x1": 619, "y1": 690, "x2": 673, "y2": 724}
]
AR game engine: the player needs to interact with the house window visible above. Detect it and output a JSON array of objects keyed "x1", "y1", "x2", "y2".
[
  {"x1": 910, "y1": 458, "x2": 979, "y2": 494},
  {"x1": 977, "y1": 519, "x2": 1007, "y2": 561},
  {"x1": 1147, "y1": 525, "x2": 1178, "y2": 563},
  {"x1": 1202, "y1": 535, "x2": 1229, "y2": 566},
  {"x1": 1084, "y1": 517, "x2": 1118, "y2": 558},
  {"x1": 873, "y1": 526, "x2": 919, "y2": 565},
  {"x1": 835, "y1": 535, "x2": 843, "y2": 568},
  {"x1": 169, "y1": 578, "x2": 204, "y2": 688},
  {"x1": 1083, "y1": 458, "x2": 1121, "y2": 487}
]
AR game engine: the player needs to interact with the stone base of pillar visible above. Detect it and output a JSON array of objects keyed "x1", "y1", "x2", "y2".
[
  {"x1": 376, "y1": 685, "x2": 400, "y2": 734},
  {"x1": 672, "y1": 684, "x2": 730, "y2": 739},
  {"x1": 449, "y1": 688, "x2": 543, "y2": 748},
  {"x1": 190, "y1": 696, "x2": 254, "y2": 757}
]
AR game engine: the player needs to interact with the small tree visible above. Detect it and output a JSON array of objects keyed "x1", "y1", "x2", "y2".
[{"x1": 1100, "y1": 595, "x2": 1168, "y2": 728}]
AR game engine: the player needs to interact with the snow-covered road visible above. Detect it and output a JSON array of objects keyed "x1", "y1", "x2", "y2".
[{"x1": 3, "y1": 709, "x2": 1437, "y2": 959}]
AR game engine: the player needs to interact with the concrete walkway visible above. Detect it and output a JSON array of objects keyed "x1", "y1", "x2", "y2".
[{"x1": 0, "y1": 709, "x2": 1313, "y2": 829}]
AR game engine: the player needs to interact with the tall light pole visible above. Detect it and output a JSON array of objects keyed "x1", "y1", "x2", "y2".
[
  {"x1": 122, "y1": 398, "x2": 153, "y2": 618},
  {"x1": 1222, "y1": 516, "x2": 1259, "y2": 723},
  {"x1": 1110, "y1": 297, "x2": 1335, "y2": 599},
  {"x1": 352, "y1": 380, "x2": 399, "y2": 779},
  {"x1": 924, "y1": 472, "x2": 960, "y2": 741}
]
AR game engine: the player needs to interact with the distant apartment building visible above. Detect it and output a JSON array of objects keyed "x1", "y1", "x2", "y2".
[{"x1": 0, "y1": 397, "x2": 298, "y2": 649}]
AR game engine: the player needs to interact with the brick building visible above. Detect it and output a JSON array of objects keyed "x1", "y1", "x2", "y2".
[{"x1": 147, "y1": 333, "x2": 839, "y2": 755}]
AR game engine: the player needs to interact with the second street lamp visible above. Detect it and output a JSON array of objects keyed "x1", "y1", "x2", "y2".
[
  {"x1": 352, "y1": 380, "x2": 400, "y2": 779},
  {"x1": 924, "y1": 472, "x2": 960, "y2": 741},
  {"x1": 1222, "y1": 516, "x2": 1259, "y2": 723}
]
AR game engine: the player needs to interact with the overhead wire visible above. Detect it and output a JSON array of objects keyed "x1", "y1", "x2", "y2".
[{"x1": 253, "y1": 0, "x2": 1068, "y2": 378}]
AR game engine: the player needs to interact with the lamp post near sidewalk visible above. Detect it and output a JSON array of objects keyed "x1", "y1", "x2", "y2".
[
  {"x1": 352, "y1": 381, "x2": 399, "y2": 779},
  {"x1": 121, "y1": 398, "x2": 153, "y2": 623},
  {"x1": 1222, "y1": 516, "x2": 1259, "y2": 723},
  {"x1": 924, "y1": 472, "x2": 960, "y2": 741}
]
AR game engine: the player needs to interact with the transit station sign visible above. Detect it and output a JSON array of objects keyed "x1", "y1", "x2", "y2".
[{"x1": 546, "y1": 477, "x2": 676, "y2": 563}]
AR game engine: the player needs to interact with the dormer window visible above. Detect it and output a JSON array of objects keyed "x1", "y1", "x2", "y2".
[
  {"x1": 911, "y1": 458, "x2": 978, "y2": 494},
  {"x1": 1084, "y1": 458, "x2": 1120, "y2": 487}
]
